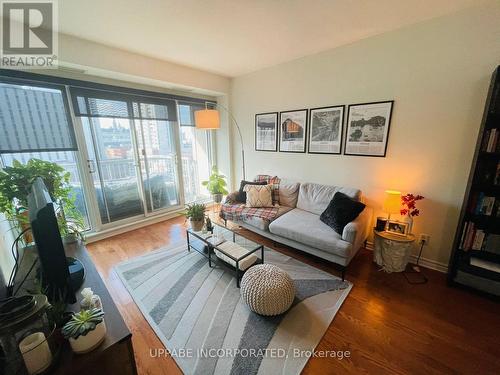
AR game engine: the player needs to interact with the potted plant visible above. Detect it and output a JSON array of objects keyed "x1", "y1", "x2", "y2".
[
  {"x1": 61, "y1": 308, "x2": 106, "y2": 354},
  {"x1": 57, "y1": 202, "x2": 86, "y2": 244},
  {"x1": 202, "y1": 166, "x2": 229, "y2": 203},
  {"x1": 0, "y1": 158, "x2": 82, "y2": 242},
  {"x1": 400, "y1": 193, "x2": 424, "y2": 234},
  {"x1": 184, "y1": 203, "x2": 206, "y2": 231}
]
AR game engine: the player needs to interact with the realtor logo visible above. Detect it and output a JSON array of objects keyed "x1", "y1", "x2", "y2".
[{"x1": 1, "y1": 0, "x2": 58, "y2": 68}]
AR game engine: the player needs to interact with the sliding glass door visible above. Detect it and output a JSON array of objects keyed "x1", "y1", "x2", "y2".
[
  {"x1": 73, "y1": 90, "x2": 183, "y2": 228},
  {"x1": 135, "y1": 118, "x2": 180, "y2": 212},
  {"x1": 81, "y1": 116, "x2": 144, "y2": 224}
]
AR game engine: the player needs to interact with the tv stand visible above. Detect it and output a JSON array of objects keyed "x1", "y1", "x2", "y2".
[{"x1": 13, "y1": 243, "x2": 137, "y2": 375}]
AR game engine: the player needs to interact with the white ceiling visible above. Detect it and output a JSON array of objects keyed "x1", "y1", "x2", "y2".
[{"x1": 59, "y1": 0, "x2": 484, "y2": 77}]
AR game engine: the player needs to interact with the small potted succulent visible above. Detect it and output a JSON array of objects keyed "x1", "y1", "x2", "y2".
[
  {"x1": 202, "y1": 166, "x2": 229, "y2": 203},
  {"x1": 184, "y1": 203, "x2": 206, "y2": 231},
  {"x1": 62, "y1": 308, "x2": 106, "y2": 354}
]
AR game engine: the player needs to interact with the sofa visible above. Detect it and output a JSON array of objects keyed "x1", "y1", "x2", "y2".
[{"x1": 221, "y1": 177, "x2": 372, "y2": 278}]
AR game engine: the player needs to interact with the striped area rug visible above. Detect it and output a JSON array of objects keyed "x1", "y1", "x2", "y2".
[{"x1": 116, "y1": 240, "x2": 352, "y2": 375}]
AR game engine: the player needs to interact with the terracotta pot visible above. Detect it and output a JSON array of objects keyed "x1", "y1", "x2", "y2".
[
  {"x1": 190, "y1": 218, "x2": 204, "y2": 232},
  {"x1": 19, "y1": 211, "x2": 33, "y2": 244}
]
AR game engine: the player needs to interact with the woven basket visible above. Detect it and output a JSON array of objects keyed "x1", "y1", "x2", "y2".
[{"x1": 240, "y1": 264, "x2": 295, "y2": 316}]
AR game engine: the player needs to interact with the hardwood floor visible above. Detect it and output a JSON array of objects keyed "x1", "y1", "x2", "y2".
[{"x1": 86, "y1": 216, "x2": 500, "y2": 375}]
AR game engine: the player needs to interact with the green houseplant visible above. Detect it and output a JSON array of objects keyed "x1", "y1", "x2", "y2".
[
  {"x1": 184, "y1": 203, "x2": 206, "y2": 231},
  {"x1": 0, "y1": 158, "x2": 84, "y2": 243},
  {"x1": 202, "y1": 166, "x2": 228, "y2": 203},
  {"x1": 62, "y1": 308, "x2": 106, "y2": 354}
]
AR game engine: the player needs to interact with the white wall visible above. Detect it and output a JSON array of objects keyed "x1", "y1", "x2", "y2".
[
  {"x1": 229, "y1": 2, "x2": 500, "y2": 267},
  {"x1": 58, "y1": 33, "x2": 230, "y2": 95}
]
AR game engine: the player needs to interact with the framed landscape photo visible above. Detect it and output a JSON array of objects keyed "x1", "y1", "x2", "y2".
[
  {"x1": 255, "y1": 112, "x2": 278, "y2": 151},
  {"x1": 344, "y1": 101, "x2": 394, "y2": 157},
  {"x1": 308, "y1": 105, "x2": 344, "y2": 154},
  {"x1": 279, "y1": 109, "x2": 308, "y2": 153}
]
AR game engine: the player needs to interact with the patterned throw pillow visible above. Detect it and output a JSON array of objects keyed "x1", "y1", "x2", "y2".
[
  {"x1": 254, "y1": 175, "x2": 281, "y2": 205},
  {"x1": 236, "y1": 180, "x2": 267, "y2": 203},
  {"x1": 244, "y1": 184, "x2": 274, "y2": 208}
]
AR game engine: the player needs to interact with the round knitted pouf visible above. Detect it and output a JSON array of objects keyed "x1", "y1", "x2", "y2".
[{"x1": 240, "y1": 264, "x2": 295, "y2": 316}]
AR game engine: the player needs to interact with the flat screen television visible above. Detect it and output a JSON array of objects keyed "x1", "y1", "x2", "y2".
[{"x1": 28, "y1": 178, "x2": 84, "y2": 303}]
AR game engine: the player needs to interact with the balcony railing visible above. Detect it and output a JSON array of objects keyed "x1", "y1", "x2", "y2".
[{"x1": 59, "y1": 155, "x2": 207, "y2": 205}]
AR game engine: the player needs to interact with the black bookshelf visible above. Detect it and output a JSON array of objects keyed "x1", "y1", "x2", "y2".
[{"x1": 448, "y1": 66, "x2": 500, "y2": 298}]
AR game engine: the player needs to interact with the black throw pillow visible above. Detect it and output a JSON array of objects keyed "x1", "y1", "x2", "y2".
[
  {"x1": 320, "y1": 192, "x2": 366, "y2": 234},
  {"x1": 236, "y1": 180, "x2": 267, "y2": 203}
]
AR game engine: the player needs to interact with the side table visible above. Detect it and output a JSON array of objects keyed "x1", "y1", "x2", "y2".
[{"x1": 373, "y1": 231, "x2": 415, "y2": 272}]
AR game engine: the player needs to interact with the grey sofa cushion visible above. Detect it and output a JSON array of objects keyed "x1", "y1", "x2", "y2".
[
  {"x1": 296, "y1": 182, "x2": 361, "y2": 215},
  {"x1": 269, "y1": 208, "x2": 352, "y2": 258},
  {"x1": 278, "y1": 179, "x2": 300, "y2": 208},
  {"x1": 241, "y1": 206, "x2": 293, "y2": 231}
]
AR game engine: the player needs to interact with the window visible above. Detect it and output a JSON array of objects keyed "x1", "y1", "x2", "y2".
[
  {"x1": 0, "y1": 80, "x2": 89, "y2": 226},
  {"x1": 179, "y1": 103, "x2": 213, "y2": 203},
  {"x1": 1, "y1": 72, "x2": 217, "y2": 233}
]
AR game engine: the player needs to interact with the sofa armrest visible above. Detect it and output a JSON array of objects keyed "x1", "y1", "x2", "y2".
[
  {"x1": 342, "y1": 207, "x2": 373, "y2": 249},
  {"x1": 224, "y1": 191, "x2": 240, "y2": 204}
]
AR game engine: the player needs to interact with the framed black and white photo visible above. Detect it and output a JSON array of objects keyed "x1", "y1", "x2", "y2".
[
  {"x1": 386, "y1": 220, "x2": 409, "y2": 236},
  {"x1": 344, "y1": 101, "x2": 394, "y2": 157},
  {"x1": 279, "y1": 109, "x2": 308, "y2": 153},
  {"x1": 255, "y1": 112, "x2": 278, "y2": 151},
  {"x1": 308, "y1": 105, "x2": 344, "y2": 154}
]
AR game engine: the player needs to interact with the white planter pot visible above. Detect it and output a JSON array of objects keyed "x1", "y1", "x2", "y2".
[
  {"x1": 63, "y1": 234, "x2": 78, "y2": 244},
  {"x1": 68, "y1": 320, "x2": 107, "y2": 354}
]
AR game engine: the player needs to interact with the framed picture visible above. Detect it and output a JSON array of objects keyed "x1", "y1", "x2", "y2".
[
  {"x1": 386, "y1": 220, "x2": 409, "y2": 236},
  {"x1": 279, "y1": 109, "x2": 308, "y2": 153},
  {"x1": 344, "y1": 100, "x2": 394, "y2": 157},
  {"x1": 255, "y1": 112, "x2": 278, "y2": 151},
  {"x1": 308, "y1": 105, "x2": 344, "y2": 154}
]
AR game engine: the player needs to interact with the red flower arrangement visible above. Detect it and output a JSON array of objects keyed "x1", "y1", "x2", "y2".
[{"x1": 400, "y1": 193, "x2": 424, "y2": 217}]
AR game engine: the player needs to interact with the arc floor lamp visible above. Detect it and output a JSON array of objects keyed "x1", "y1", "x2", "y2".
[{"x1": 194, "y1": 104, "x2": 246, "y2": 180}]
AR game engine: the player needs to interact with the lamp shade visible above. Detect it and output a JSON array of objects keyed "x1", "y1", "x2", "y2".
[
  {"x1": 194, "y1": 109, "x2": 220, "y2": 129},
  {"x1": 383, "y1": 190, "x2": 401, "y2": 214}
]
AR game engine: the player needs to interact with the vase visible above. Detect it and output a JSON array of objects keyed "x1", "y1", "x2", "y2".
[
  {"x1": 213, "y1": 194, "x2": 223, "y2": 203},
  {"x1": 402, "y1": 215, "x2": 413, "y2": 234}
]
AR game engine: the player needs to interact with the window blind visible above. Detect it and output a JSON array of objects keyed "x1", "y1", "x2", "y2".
[
  {"x1": 70, "y1": 87, "x2": 178, "y2": 122},
  {"x1": 0, "y1": 81, "x2": 77, "y2": 153}
]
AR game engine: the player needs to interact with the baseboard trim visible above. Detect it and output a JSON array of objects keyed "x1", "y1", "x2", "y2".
[
  {"x1": 365, "y1": 241, "x2": 448, "y2": 273},
  {"x1": 86, "y1": 210, "x2": 183, "y2": 243}
]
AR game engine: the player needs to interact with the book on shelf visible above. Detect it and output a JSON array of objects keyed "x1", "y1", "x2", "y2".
[
  {"x1": 459, "y1": 221, "x2": 499, "y2": 253},
  {"x1": 481, "y1": 128, "x2": 499, "y2": 153},
  {"x1": 468, "y1": 192, "x2": 496, "y2": 216},
  {"x1": 495, "y1": 162, "x2": 500, "y2": 185}
]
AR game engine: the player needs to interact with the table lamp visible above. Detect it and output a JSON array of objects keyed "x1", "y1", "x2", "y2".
[{"x1": 383, "y1": 190, "x2": 401, "y2": 222}]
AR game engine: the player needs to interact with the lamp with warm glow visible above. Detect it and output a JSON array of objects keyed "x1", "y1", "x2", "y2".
[
  {"x1": 194, "y1": 109, "x2": 220, "y2": 130},
  {"x1": 195, "y1": 105, "x2": 246, "y2": 180},
  {"x1": 383, "y1": 190, "x2": 401, "y2": 221}
]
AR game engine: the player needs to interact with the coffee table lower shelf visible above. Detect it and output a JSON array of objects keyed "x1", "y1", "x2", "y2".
[{"x1": 186, "y1": 230, "x2": 264, "y2": 287}]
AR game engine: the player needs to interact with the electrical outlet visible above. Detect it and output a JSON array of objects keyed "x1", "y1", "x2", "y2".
[{"x1": 419, "y1": 234, "x2": 430, "y2": 244}]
